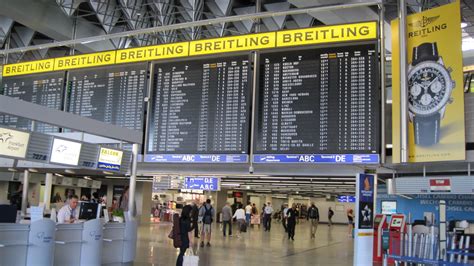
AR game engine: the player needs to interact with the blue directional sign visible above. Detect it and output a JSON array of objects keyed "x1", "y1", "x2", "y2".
[
  {"x1": 144, "y1": 154, "x2": 248, "y2": 163},
  {"x1": 184, "y1": 177, "x2": 220, "y2": 191},
  {"x1": 253, "y1": 154, "x2": 379, "y2": 164},
  {"x1": 337, "y1": 195, "x2": 356, "y2": 203}
]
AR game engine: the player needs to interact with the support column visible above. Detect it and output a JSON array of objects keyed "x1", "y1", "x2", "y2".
[
  {"x1": 44, "y1": 173, "x2": 53, "y2": 210},
  {"x1": 21, "y1": 170, "x2": 29, "y2": 216},
  {"x1": 399, "y1": 0, "x2": 409, "y2": 163},
  {"x1": 128, "y1": 143, "x2": 139, "y2": 217}
]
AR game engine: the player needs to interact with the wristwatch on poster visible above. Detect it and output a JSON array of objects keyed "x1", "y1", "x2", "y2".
[{"x1": 408, "y1": 42, "x2": 455, "y2": 146}]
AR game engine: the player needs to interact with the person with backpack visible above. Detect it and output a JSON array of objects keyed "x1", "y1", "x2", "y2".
[
  {"x1": 328, "y1": 207, "x2": 334, "y2": 227},
  {"x1": 307, "y1": 203, "x2": 320, "y2": 238},
  {"x1": 198, "y1": 199, "x2": 215, "y2": 247},
  {"x1": 173, "y1": 205, "x2": 194, "y2": 266}
]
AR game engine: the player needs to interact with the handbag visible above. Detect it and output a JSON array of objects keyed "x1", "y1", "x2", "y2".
[{"x1": 183, "y1": 249, "x2": 199, "y2": 266}]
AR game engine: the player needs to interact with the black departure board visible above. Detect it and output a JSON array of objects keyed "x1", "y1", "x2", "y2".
[
  {"x1": 67, "y1": 63, "x2": 147, "y2": 130},
  {"x1": 0, "y1": 72, "x2": 64, "y2": 132},
  {"x1": 145, "y1": 56, "x2": 250, "y2": 163},
  {"x1": 254, "y1": 43, "x2": 380, "y2": 164}
]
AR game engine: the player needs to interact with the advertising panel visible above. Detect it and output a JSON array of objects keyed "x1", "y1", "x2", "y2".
[
  {"x1": 392, "y1": 1, "x2": 465, "y2": 162},
  {"x1": 0, "y1": 127, "x2": 30, "y2": 158},
  {"x1": 97, "y1": 147, "x2": 123, "y2": 171},
  {"x1": 357, "y1": 174, "x2": 375, "y2": 229},
  {"x1": 50, "y1": 138, "x2": 82, "y2": 166}
]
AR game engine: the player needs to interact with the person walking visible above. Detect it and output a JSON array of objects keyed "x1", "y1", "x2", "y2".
[
  {"x1": 176, "y1": 205, "x2": 194, "y2": 266},
  {"x1": 263, "y1": 202, "x2": 274, "y2": 231},
  {"x1": 221, "y1": 202, "x2": 233, "y2": 237},
  {"x1": 233, "y1": 205, "x2": 246, "y2": 238},
  {"x1": 191, "y1": 201, "x2": 200, "y2": 238},
  {"x1": 245, "y1": 202, "x2": 252, "y2": 225},
  {"x1": 286, "y1": 203, "x2": 297, "y2": 241},
  {"x1": 199, "y1": 199, "x2": 215, "y2": 247},
  {"x1": 307, "y1": 203, "x2": 320, "y2": 238},
  {"x1": 347, "y1": 209, "x2": 355, "y2": 237},
  {"x1": 282, "y1": 204, "x2": 289, "y2": 232},
  {"x1": 328, "y1": 207, "x2": 334, "y2": 227}
]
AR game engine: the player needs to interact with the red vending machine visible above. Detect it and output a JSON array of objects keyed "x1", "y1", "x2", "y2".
[
  {"x1": 388, "y1": 214, "x2": 406, "y2": 264},
  {"x1": 373, "y1": 214, "x2": 388, "y2": 263}
]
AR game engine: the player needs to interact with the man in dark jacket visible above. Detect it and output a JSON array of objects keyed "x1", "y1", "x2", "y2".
[
  {"x1": 191, "y1": 201, "x2": 200, "y2": 238},
  {"x1": 307, "y1": 202, "x2": 320, "y2": 238}
]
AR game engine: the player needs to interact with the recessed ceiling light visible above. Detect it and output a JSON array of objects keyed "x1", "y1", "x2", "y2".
[
  {"x1": 28, "y1": 168, "x2": 38, "y2": 173},
  {"x1": 462, "y1": 22, "x2": 468, "y2": 28},
  {"x1": 246, "y1": 185, "x2": 251, "y2": 189}
]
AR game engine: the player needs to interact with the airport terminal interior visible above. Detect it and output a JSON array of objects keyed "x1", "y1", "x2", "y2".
[{"x1": 1, "y1": 0, "x2": 474, "y2": 265}]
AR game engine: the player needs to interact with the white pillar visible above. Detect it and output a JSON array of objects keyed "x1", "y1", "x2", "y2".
[
  {"x1": 21, "y1": 170, "x2": 29, "y2": 216},
  {"x1": 128, "y1": 143, "x2": 139, "y2": 217},
  {"x1": 44, "y1": 173, "x2": 53, "y2": 210}
]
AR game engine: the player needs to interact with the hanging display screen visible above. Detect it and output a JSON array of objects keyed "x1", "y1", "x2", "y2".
[
  {"x1": 145, "y1": 55, "x2": 251, "y2": 163},
  {"x1": 253, "y1": 43, "x2": 380, "y2": 164},
  {"x1": 0, "y1": 72, "x2": 64, "y2": 132},
  {"x1": 67, "y1": 63, "x2": 147, "y2": 130}
]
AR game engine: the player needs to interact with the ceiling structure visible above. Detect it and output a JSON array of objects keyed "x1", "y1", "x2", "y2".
[
  {"x1": 0, "y1": 0, "x2": 473, "y2": 197},
  {"x1": 0, "y1": 0, "x2": 472, "y2": 64}
]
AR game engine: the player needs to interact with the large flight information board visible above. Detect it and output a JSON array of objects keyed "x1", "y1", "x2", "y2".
[
  {"x1": 67, "y1": 63, "x2": 147, "y2": 130},
  {"x1": 145, "y1": 56, "x2": 251, "y2": 163},
  {"x1": 254, "y1": 43, "x2": 380, "y2": 164},
  {"x1": 0, "y1": 72, "x2": 64, "y2": 132}
]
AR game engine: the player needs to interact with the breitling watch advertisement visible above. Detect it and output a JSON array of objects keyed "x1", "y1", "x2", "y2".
[{"x1": 392, "y1": 1, "x2": 465, "y2": 163}]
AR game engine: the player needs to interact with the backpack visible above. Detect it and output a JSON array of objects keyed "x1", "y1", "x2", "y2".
[
  {"x1": 168, "y1": 213, "x2": 182, "y2": 248},
  {"x1": 309, "y1": 207, "x2": 319, "y2": 219},
  {"x1": 203, "y1": 205, "x2": 213, "y2": 224}
]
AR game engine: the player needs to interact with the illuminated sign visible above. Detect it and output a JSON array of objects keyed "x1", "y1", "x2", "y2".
[
  {"x1": 184, "y1": 177, "x2": 220, "y2": 191},
  {"x1": 276, "y1": 21, "x2": 377, "y2": 47},
  {"x1": 115, "y1": 42, "x2": 189, "y2": 63},
  {"x1": 337, "y1": 195, "x2": 356, "y2": 203},
  {"x1": 50, "y1": 138, "x2": 82, "y2": 166},
  {"x1": 0, "y1": 127, "x2": 30, "y2": 159},
  {"x1": 189, "y1": 32, "x2": 276, "y2": 56},
  {"x1": 2, "y1": 21, "x2": 378, "y2": 77},
  {"x1": 97, "y1": 147, "x2": 123, "y2": 171}
]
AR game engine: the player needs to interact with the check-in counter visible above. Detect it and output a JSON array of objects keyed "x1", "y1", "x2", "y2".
[
  {"x1": 102, "y1": 220, "x2": 137, "y2": 264},
  {"x1": 0, "y1": 219, "x2": 136, "y2": 266},
  {"x1": 0, "y1": 220, "x2": 55, "y2": 266},
  {"x1": 0, "y1": 223, "x2": 29, "y2": 266},
  {"x1": 54, "y1": 219, "x2": 103, "y2": 266}
]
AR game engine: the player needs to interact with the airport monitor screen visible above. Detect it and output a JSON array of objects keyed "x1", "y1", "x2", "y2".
[{"x1": 79, "y1": 202, "x2": 99, "y2": 220}]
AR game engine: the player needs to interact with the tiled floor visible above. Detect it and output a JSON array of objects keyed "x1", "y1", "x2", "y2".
[{"x1": 133, "y1": 221, "x2": 354, "y2": 266}]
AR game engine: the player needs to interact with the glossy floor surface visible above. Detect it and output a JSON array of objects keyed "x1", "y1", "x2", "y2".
[{"x1": 133, "y1": 221, "x2": 354, "y2": 266}]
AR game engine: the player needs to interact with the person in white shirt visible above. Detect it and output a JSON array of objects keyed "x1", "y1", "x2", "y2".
[
  {"x1": 245, "y1": 202, "x2": 252, "y2": 225},
  {"x1": 263, "y1": 202, "x2": 274, "y2": 231},
  {"x1": 232, "y1": 205, "x2": 246, "y2": 237},
  {"x1": 57, "y1": 195, "x2": 79, "y2": 224}
]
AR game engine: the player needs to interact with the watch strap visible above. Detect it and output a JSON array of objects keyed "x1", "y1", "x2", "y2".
[
  {"x1": 413, "y1": 113, "x2": 441, "y2": 146},
  {"x1": 412, "y1": 42, "x2": 439, "y2": 65}
]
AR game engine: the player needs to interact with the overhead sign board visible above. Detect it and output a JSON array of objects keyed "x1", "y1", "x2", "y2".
[
  {"x1": 337, "y1": 195, "x2": 356, "y2": 202},
  {"x1": 253, "y1": 154, "x2": 379, "y2": 164},
  {"x1": 0, "y1": 127, "x2": 30, "y2": 159},
  {"x1": 50, "y1": 138, "x2": 82, "y2": 166},
  {"x1": 184, "y1": 177, "x2": 220, "y2": 191},
  {"x1": 429, "y1": 179, "x2": 451, "y2": 193},
  {"x1": 2, "y1": 21, "x2": 377, "y2": 77},
  {"x1": 97, "y1": 147, "x2": 123, "y2": 171}
]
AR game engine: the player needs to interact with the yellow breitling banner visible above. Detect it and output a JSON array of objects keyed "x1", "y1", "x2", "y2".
[
  {"x1": 392, "y1": 1, "x2": 465, "y2": 163},
  {"x1": 2, "y1": 21, "x2": 377, "y2": 77}
]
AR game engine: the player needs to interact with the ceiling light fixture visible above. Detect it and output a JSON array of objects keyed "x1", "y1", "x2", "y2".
[{"x1": 461, "y1": 22, "x2": 468, "y2": 28}]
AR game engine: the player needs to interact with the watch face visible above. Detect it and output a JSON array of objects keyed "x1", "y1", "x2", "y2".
[{"x1": 408, "y1": 61, "x2": 453, "y2": 116}]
